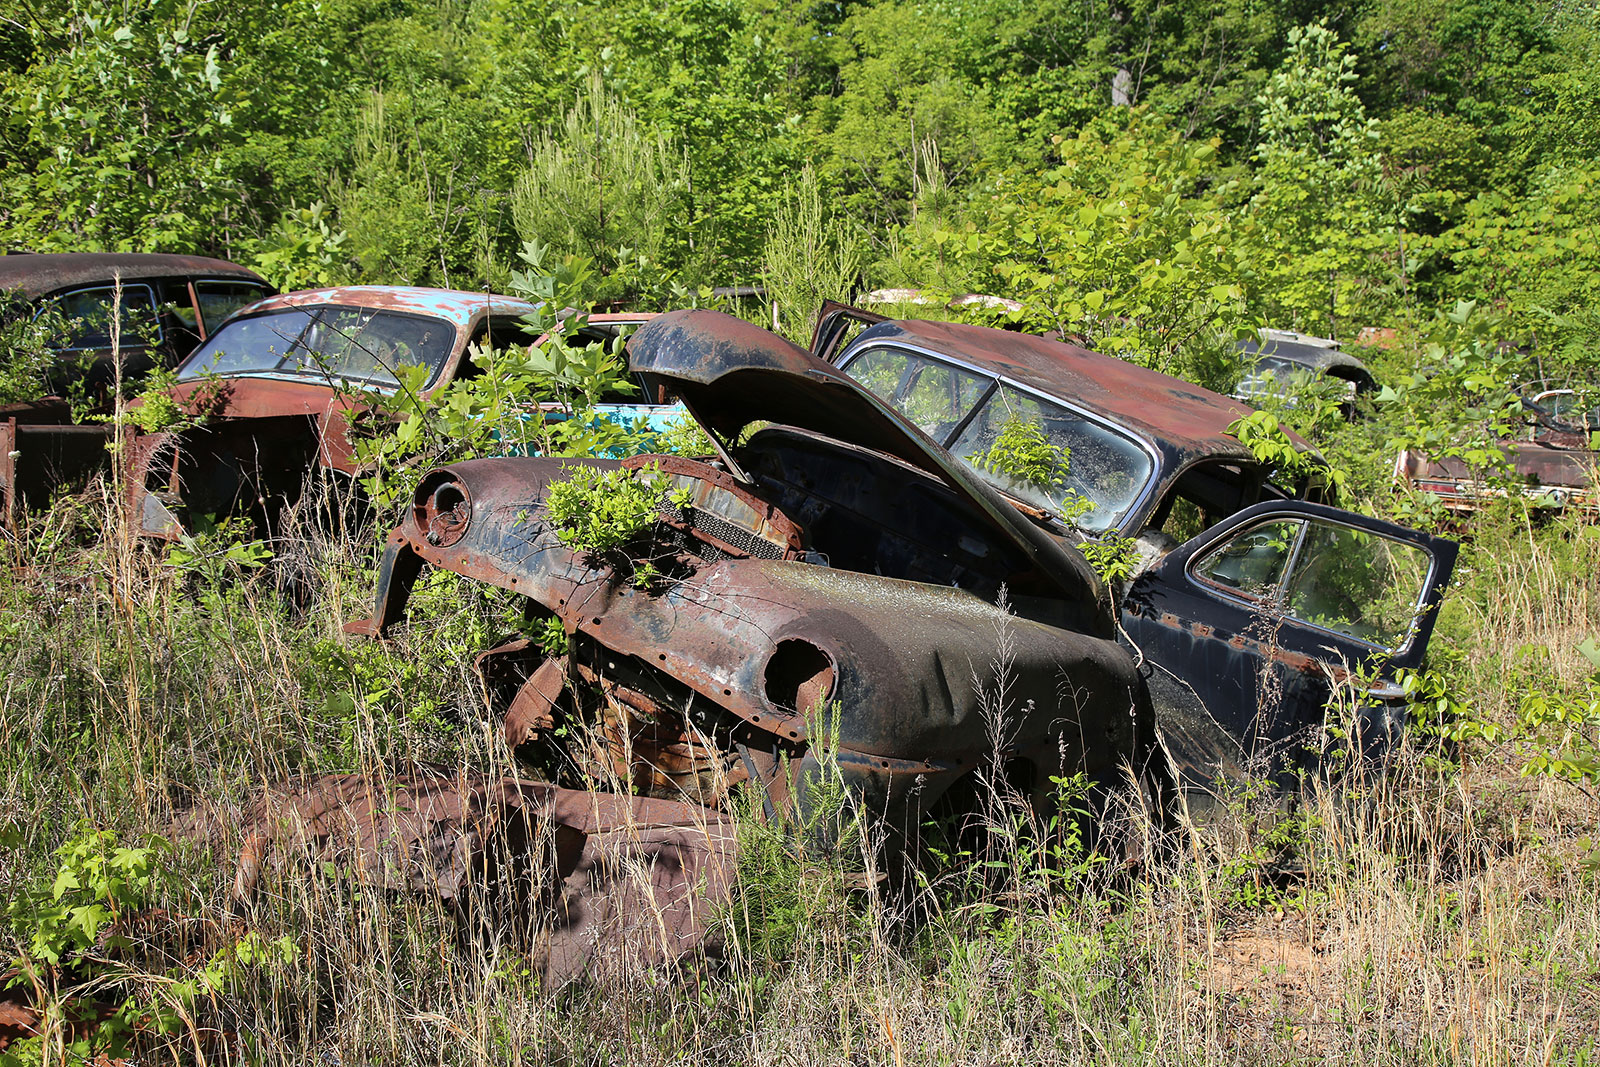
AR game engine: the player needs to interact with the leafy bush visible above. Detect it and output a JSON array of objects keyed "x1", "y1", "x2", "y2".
[
  {"x1": 543, "y1": 463, "x2": 667, "y2": 555},
  {"x1": 912, "y1": 112, "x2": 1253, "y2": 391},
  {"x1": 352, "y1": 244, "x2": 653, "y2": 508}
]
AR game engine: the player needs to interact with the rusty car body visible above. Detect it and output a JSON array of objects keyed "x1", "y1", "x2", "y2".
[
  {"x1": 1394, "y1": 394, "x2": 1600, "y2": 515},
  {"x1": 354, "y1": 307, "x2": 1456, "y2": 845},
  {"x1": 1, "y1": 253, "x2": 272, "y2": 523},
  {"x1": 352, "y1": 308, "x2": 1164, "y2": 850},
  {"x1": 814, "y1": 304, "x2": 1457, "y2": 792},
  {"x1": 127, "y1": 287, "x2": 664, "y2": 539}
]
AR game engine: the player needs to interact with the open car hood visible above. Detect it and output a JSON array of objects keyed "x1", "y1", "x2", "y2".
[{"x1": 628, "y1": 309, "x2": 1102, "y2": 605}]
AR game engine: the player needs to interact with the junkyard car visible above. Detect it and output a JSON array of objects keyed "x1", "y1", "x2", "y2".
[
  {"x1": 1528, "y1": 387, "x2": 1599, "y2": 431},
  {"x1": 1, "y1": 253, "x2": 272, "y2": 521},
  {"x1": 353, "y1": 309, "x2": 1456, "y2": 838},
  {"x1": 1233, "y1": 328, "x2": 1376, "y2": 416},
  {"x1": 1394, "y1": 389, "x2": 1600, "y2": 515},
  {"x1": 814, "y1": 305, "x2": 1457, "y2": 790},
  {"x1": 128, "y1": 288, "x2": 666, "y2": 538},
  {"x1": 1, "y1": 252, "x2": 273, "y2": 399}
]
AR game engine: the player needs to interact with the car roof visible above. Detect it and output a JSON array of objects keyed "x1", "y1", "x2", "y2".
[
  {"x1": 845, "y1": 318, "x2": 1300, "y2": 468},
  {"x1": 240, "y1": 286, "x2": 540, "y2": 328},
  {"x1": 1240, "y1": 334, "x2": 1371, "y2": 377},
  {"x1": 0, "y1": 252, "x2": 268, "y2": 297}
]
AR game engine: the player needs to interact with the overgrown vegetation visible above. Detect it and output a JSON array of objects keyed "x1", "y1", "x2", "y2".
[
  {"x1": 2, "y1": 482, "x2": 1598, "y2": 1063},
  {"x1": 5, "y1": 0, "x2": 1600, "y2": 1061}
]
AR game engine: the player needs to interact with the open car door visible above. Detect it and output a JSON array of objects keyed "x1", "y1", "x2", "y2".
[{"x1": 1120, "y1": 500, "x2": 1457, "y2": 797}]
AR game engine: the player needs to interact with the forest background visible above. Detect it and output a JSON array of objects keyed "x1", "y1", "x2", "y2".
[
  {"x1": 4, "y1": 0, "x2": 1599, "y2": 367},
  {"x1": 4, "y1": 1, "x2": 1600, "y2": 1064}
]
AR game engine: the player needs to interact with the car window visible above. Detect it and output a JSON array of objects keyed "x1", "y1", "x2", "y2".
[
  {"x1": 158, "y1": 281, "x2": 200, "y2": 331},
  {"x1": 179, "y1": 308, "x2": 315, "y2": 379},
  {"x1": 1193, "y1": 519, "x2": 1301, "y2": 595},
  {"x1": 948, "y1": 384, "x2": 1153, "y2": 533},
  {"x1": 296, "y1": 306, "x2": 455, "y2": 387},
  {"x1": 177, "y1": 306, "x2": 454, "y2": 388},
  {"x1": 195, "y1": 281, "x2": 270, "y2": 335},
  {"x1": 44, "y1": 285, "x2": 163, "y2": 351},
  {"x1": 1192, "y1": 517, "x2": 1434, "y2": 650},
  {"x1": 1283, "y1": 523, "x2": 1432, "y2": 648},
  {"x1": 843, "y1": 346, "x2": 992, "y2": 440},
  {"x1": 456, "y1": 314, "x2": 542, "y2": 383}
]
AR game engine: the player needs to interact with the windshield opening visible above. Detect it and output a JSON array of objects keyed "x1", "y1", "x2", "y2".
[
  {"x1": 948, "y1": 385, "x2": 1153, "y2": 533},
  {"x1": 842, "y1": 345, "x2": 1154, "y2": 532},
  {"x1": 177, "y1": 306, "x2": 456, "y2": 389}
]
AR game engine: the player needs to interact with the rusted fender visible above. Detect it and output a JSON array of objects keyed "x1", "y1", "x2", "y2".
[{"x1": 215, "y1": 772, "x2": 737, "y2": 985}]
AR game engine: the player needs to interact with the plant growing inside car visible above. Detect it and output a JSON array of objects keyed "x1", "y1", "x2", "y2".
[
  {"x1": 976, "y1": 414, "x2": 1096, "y2": 524},
  {"x1": 976, "y1": 415, "x2": 1064, "y2": 490},
  {"x1": 0, "y1": 291, "x2": 70, "y2": 404},
  {"x1": 1079, "y1": 536, "x2": 1139, "y2": 584},
  {"x1": 543, "y1": 463, "x2": 675, "y2": 590},
  {"x1": 1227, "y1": 408, "x2": 1346, "y2": 495},
  {"x1": 348, "y1": 244, "x2": 654, "y2": 509}
]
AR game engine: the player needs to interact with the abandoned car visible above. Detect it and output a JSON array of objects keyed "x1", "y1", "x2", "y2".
[
  {"x1": 352, "y1": 309, "x2": 1165, "y2": 839},
  {"x1": 1233, "y1": 328, "x2": 1376, "y2": 416},
  {"x1": 1394, "y1": 389, "x2": 1600, "y2": 515},
  {"x1": 1, "y1": 251, "x2": 273, "y2": 399},
  {"x1": 128, "y1": 287, "x2": 665, "y2": 538},
  {"x1": 813, "y1": 305, "x2": 1456, "y2": 785},
  {"x1": 1, "y1": 252, "x2": 273, "y2": 522},
  {"x1": 352, "y1": 309, "x2": 1457, "y2": 832}
]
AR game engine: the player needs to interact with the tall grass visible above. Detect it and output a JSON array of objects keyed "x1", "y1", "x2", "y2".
[{"x1": 1, "y1": 483, "x2": 1596, "y2": 1065}]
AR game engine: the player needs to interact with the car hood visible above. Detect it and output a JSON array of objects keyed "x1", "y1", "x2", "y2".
[
  {"x1": 143, "y1": 376, "x2": 360, "y2": 421},
  {"x1": 1240, "y1": 337, "x2": 1370, "y2": 378},
  {"x1": 628, "y1": 309, "x2": 1103, "y2": 607}
]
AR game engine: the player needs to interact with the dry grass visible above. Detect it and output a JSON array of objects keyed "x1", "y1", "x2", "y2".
[{"x1": 1, "y1": 485, "x2": 1597, "y2": 1066}]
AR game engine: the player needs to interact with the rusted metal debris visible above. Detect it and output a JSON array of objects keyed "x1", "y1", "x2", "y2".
[{"x1": 222, "y1": 771, "x2": 737, "y2": 983}]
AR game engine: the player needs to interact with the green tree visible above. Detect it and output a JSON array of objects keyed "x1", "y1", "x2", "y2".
[
  {"x1": 0, "y1": 0, "x2": 244, "y2": 252},
  {"x1": 1247, "y1": 21, "x2": 1394, "y2": 335},
  {"x1": 510, "y1": 74, "x2": 689, "y2": 306},
  {"x1": 913, "y1": 113, "x2": 1253, "y2": 391},
  {"x1": 1428, "y1": 168, "x2": 1600, "y2": 374},
  {"x1": 761, "y1": 165, "x2": 863, "y2": 343}
]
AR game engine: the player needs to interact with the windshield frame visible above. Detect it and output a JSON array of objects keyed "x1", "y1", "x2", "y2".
[
  {"x1": 838, "y1": 338, "x2": 1163, "y2": 534},
  {"x1": 175, "y1": 303, "x2": 463, "y2": 391}
]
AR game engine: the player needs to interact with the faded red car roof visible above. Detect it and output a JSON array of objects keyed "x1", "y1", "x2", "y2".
[{"x1": 851, "y1": 318, "x2": 1309, "y2": 464}]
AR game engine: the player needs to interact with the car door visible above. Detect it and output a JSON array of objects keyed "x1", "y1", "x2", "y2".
[{"x1": 1120, "y1": 500, "x2": 1457, "y2": 794}]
